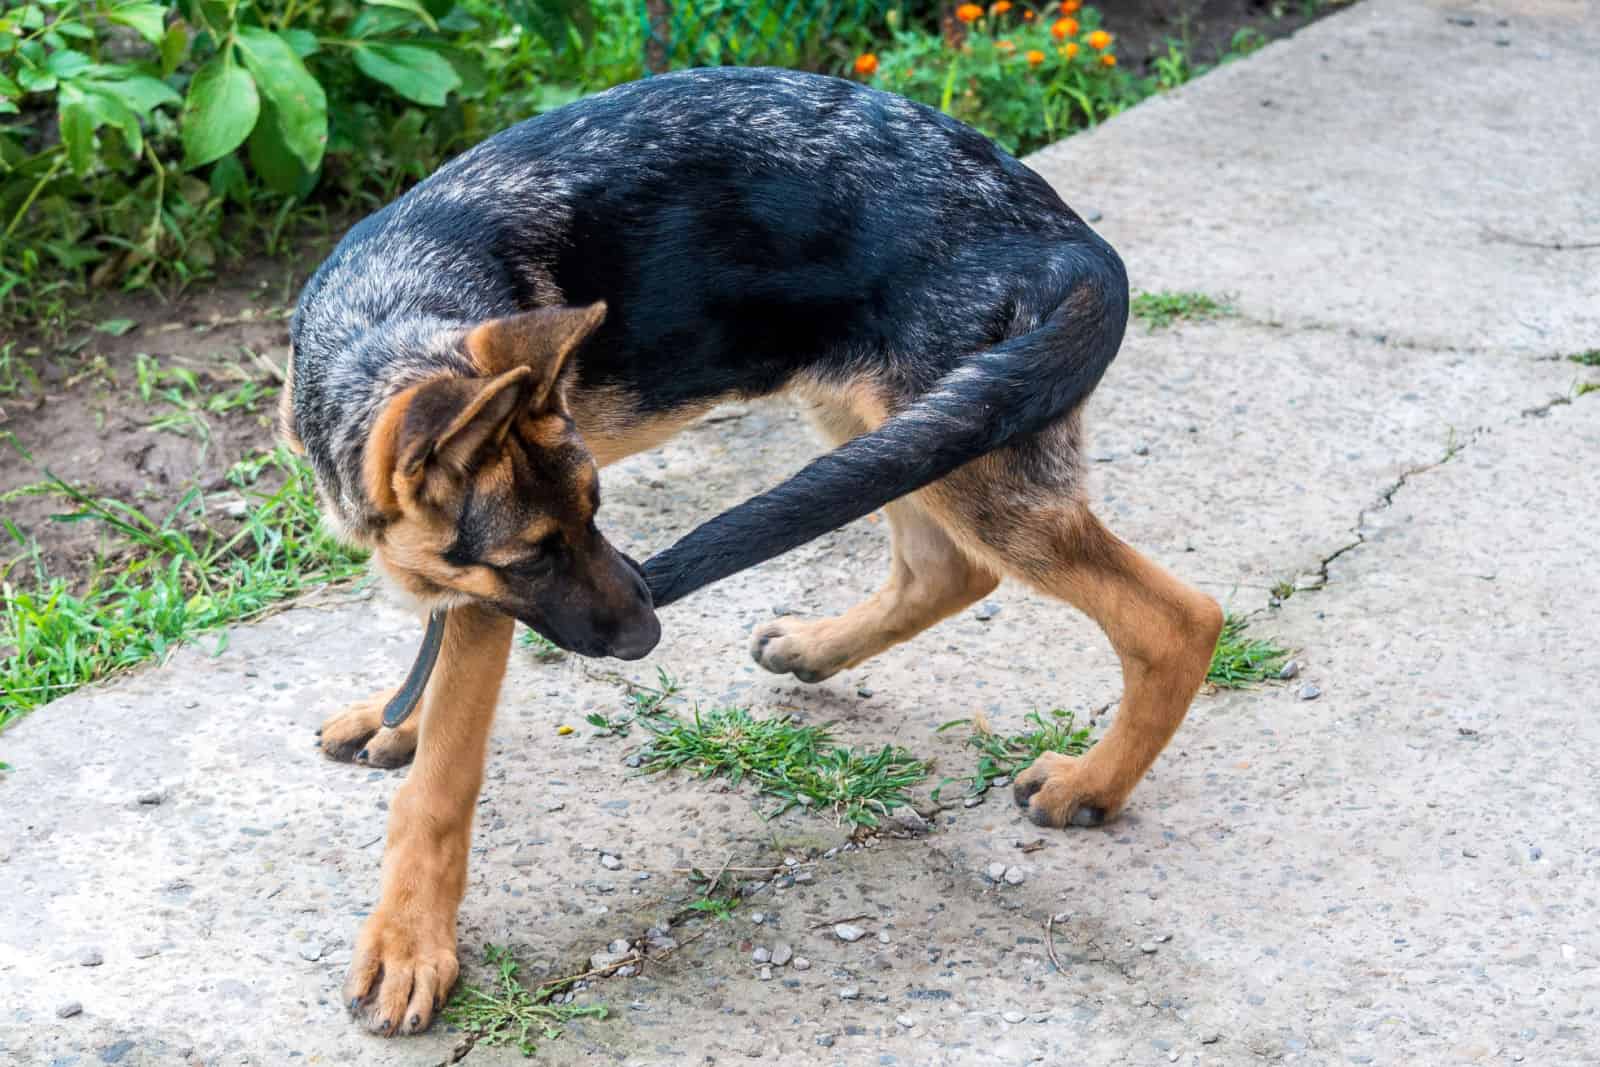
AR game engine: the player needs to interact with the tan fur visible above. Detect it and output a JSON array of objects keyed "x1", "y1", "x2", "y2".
[
  {"x1": 277, "y1": 348, "x2": 304, "y2": 455},
  {"x1": 344, "y1": 604, "x2": 514, "y2": 1035},
  {"x1": 569, "y1": 384, "x2": 725, "y2": 468}
]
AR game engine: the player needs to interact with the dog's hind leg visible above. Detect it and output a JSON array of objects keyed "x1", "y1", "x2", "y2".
[
  {"x1": 318, "y1": 688, "x2": 419, "y2": 768},
  {"x1": 924, "y1": 448, "x2": 1222, "y2": 827},
  {"x1": 751, "y1": 496, "x2": 998, "y2": 682}
]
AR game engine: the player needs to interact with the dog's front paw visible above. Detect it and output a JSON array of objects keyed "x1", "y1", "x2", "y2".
[
  {"x1": 1011, "y1": 750, "x2": 1129, "y2": 829},
  {"x1": 344, "y1": 901, "x2": 460, "y2": 1036},
  {"x1": 317, "y1": 689, "x2": 417, "y2": 768},
  {"x1": 750, "y1": 617, "x2": 850, "y2": 684}
]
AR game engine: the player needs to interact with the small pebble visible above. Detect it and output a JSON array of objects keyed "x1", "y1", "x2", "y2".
[
  {"x1": 771, "y1": 942, "x2": 793, "y2": 966},
  {"x1": 986, "y1": 862, "x2": 1008, "y2": 883},
  {"x1": 896, "y1": 1014, "x2": 916, "y2": 1029},
  {"x1": 545, "y1": 802, "x2": 565, "y2": 813},
  {"x1": 751, "y1": 912, "x2": 766, "y2": 925},
  {"x1": 1003, "y1": 866, "x2": 1026, "y2": 886},
  {"x1": 839, "y1": 986, "x2": 861, "y2": 1000},
  {"x1": 793, "y1": 957, "x2": 812, "y2": 971},
  {"x1": 1140, "y1": 942, "x2": 1158, "y2": 954},
  {"x1": 1462, "y1": 847, "x2": 1479, "y2": 858},
  {"x1": 78, "y1": 948, "x2": 103, "y2": 967},
  {"x1": 816, "y1": 1034, "x2": 835, "y2": 1048},
  {"x1": 1277, "y1": 659, "x2": 1301, "y2": 680},
  {"x1": 1002, "y1": 1010, "x2": 1025, "y2": 1024},
  {"x1": 136, "y1": 790, "x2": 162, "y2": 805},
  {"x1": 599, "y1": 854, "x2": 622, "y2": 870},
  {"x1": 795, "y1": 871, "x2": 814, "y2": 884},
  {"x1": 856, "y1": 687, "x2": 874, "y2": 698},
  {"x1": 56, "y1": 1001, "x2": 83, "y2": 1019},
  {"x1": 974, "y1": 601, "x2": 1002, "y2": 621},
  {"x1": 834, "y1": 923, "x2": 867, "y2": 943},
  {"x1": 753, "y1": 946, "x2": 772, "y2": 964},
  {"x1": 609, "y1": 938, "x2": 629, "y2": 954},
  {"x1": 759, "y1": 965, "x2": 773, "y2": 981},
  {"x1": 1154, "y1": 933, "x2": 1172, "y2": 943},
  {"x1": 1201, "y1": 1032, "x2": 1221, "y2": 1045},
  {"x1": 615, "y1": 965, "x2": 638, "y2": 978},
  {"x1": 877, "y1": 931, "x2": 891, "y2": 944},
  {"x1": 1133, "y1": 442, "x2": 1150, "y2": 456},
  {"x1": 1298, "y1": 684, "x2": 1322, "y2": 701},
  {"x1": 963, "y1": 795, "x2": 985, "y2": 808},
  {"x1": 298, "y1": 943, "x2": 323, "y2": 962}
]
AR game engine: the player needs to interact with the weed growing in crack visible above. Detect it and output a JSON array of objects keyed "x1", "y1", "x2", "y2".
[
  {"x1": 519, "y1": 627, "x2": 566, "y2": 662},
  {"x1": 1568, "y1": 350, "x2": 1600, "y2": 367},
  {"x1": 442, "y1": 945, "x2": 607, "y2": 1058},
  {"x1": 1207, "y1": 613, "x2": 1292, "y2": 688},
  {"x1": 683, "y1": 865, "x2": 744, "y2": 921},
  {"x1": 638, "y1": 703, "x2": 926, "y2": 829},
  {"x1": 1131, "y1": 290, "x2": 1231, "y2": 329},
  {"x1": 932, "y1": 709, "x2": 1095, "y2": 803}
]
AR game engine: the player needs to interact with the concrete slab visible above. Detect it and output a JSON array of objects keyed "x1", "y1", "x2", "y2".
[
  {"x1": 1029, "y1": 0, "x2": 1600, "y2": 356},
  {"x1": 4, "y1": 0, "x2": 1599, "y2": 1064}
]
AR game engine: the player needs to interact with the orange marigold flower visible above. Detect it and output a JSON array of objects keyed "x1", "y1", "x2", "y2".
[
  {"x1": 996, "y1": 38, "x2": 1016, "y2": 52},
  {"x1": 955, "y1": 3, "x2": 983, "y2": 22},
  {"x1": 1087, "y1": 29, "x2": 1112, "y2": 50},
  {"x1": 1023, "y1": 9, "x2": 1035, "y2": 20},
  {"x1": 854, "y1": 53, "x2": 878, "y2": 75},
  {"x1": 1063, "y1": 41, "x2": 1079, "y2": 58},
  {"x1": 1026, "y1": 48, "x2": 1045, "y2": 66},
  {"x1": 1051, "y1": 16, "x2": 1078, "y2": 39},
  {"x1": 1099, "y1": 52, "x2": 1116, "y2": 67},
  {"x1": 990, "y1": 0, "x2": 1013, "y2": 14},
  {"x1": 1059, "y1": 0, "x2": 1081, "y2": 12}
]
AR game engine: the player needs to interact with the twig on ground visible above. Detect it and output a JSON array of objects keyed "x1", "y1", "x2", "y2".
[{"x1": 1045, "y1": 913, "x2": 1066, "y2": 976}]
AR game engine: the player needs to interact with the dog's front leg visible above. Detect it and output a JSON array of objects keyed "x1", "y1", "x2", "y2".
[{"x1": 344, "y1": 603, "x2": 513, "y2": 1035}]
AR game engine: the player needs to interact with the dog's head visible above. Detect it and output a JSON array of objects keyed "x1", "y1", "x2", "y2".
[{"x1": 361, "y1": 302, "x2": 659, "y2": 660}]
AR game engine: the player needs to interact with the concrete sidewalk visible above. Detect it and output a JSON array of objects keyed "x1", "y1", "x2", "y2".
[{"x1": 4, "y1": 1, "x2": 1597, "y2": 1064}]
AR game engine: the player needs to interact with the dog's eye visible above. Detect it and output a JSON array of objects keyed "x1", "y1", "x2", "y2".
[{"x1": 496, "y1": 533, "x2": 562, "y2": 581}]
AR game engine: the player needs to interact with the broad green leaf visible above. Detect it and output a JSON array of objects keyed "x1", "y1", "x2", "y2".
[
  {"x1": 365, "y1": 0, "x2": 438, "y2": 31},
  {"x1": 235, "y1": 27, "x2": 326, "y2": 172},
  {"x1": 159, "y1": 23, "x2": 189, "y2": 76},
  {"x1": 181, "y1": 54, "x2": 259, "y2": 168},
  {"x1": 95, "y1": 318, "x2": 137, "y2": 336},
  {"x1": 0, "y1": 100, "x2": 17, "y2": 115},
  {"x1": 106, "y1": 2, "x2": 167, "y2": 45},
  {"x1": 45, "y1": 48, "x2": 91, "y2": 79},
  {"x1": 84, "y1": 74, "x2": 180, "y2": 116},
  {"x1": 281, "y1": 28, "x2": 318, "y2": 58},
  {"x1": 17, "y1": 65, "x2": 56, "y2": 94},
  {"x1": 0, "y1": 71, "x2": 21, "y2": 99},
  {"x1": 57, "y1": 89, "x2": 94, "y2": 174},
  {"x1": 209, "y1": 153, "x2": 247, "y2": 203},
  {"x1": 80, "y1": 84, "x2": 144, "y2": 155},
  {"x1": 247, "y1": 97, "x2": 317, "y2": 196},
  {"x1": 352, "y1": 43, "x2": 460, "y2": 107}
]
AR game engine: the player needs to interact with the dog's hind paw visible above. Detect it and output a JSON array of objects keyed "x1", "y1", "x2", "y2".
[
  {"x1": 317, "y1": 689, "x2": 417, "y2": 768},
  {"x1": 750, "y1": 617, "x2": 851, "y2": 684}
]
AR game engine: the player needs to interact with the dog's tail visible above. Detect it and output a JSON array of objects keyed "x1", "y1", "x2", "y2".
[{"x1": 642, "y1": 238, "x2": 1128, "y2": 608}]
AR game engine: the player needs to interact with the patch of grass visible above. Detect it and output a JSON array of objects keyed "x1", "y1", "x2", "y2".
[
  {"x1": 1207, "y1": 613, "x2": 1292, "y2": 688},
  {"x1": 442, "y1": 945, "x2": 607, "y2": 1058},
  {"x1": 1568, "y1": 350, "x2": 1600, "y2": 367},
  {"x1": 639, "y1": 704, "x2": 926, "y2": 829},
  {"x1": 519, "y1": 628, "x2": 567, "y2": 663},
  {"x1": 932, "y1": 709, "x2": 1095, "y2": 802},
  {"x1": 1131, "y1": 290, "x2": 1231, "y2": 330},
  {"x1": 0, "y1": 446, "x2": 365, "y2": 728},
  {"x1": 1577, "y1": 382, "x2": 1600, "y2": 398}
]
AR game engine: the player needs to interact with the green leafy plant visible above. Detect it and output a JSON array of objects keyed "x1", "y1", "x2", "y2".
[
  {"x1": 442, "y1": 944, "x2": 607, "y2": 1058},
  {"x1": 932, "y1": 707, "x2": 1094, "y2": 802},
  {"x1": 1568, "y1": 349, "x2": 1600, "y2": 367},
  {"x1": 639, "y1": 702, "x2": 926, "y2": 828},
  {"x1": 1207, "y1": 612, "x2": 1291, "y2": 688},
  {"x1": 1130, "y1": 289, "x2": 1230, "y2": 329},
  {"x1": 861, "y1": 4, "x2": 1135, "y2": 156},
  {"x1": 0, "y1": 444, "x2": 365, "y2": 727}
]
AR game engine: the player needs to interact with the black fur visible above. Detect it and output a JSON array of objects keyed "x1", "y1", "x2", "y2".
[{"x1": 289, "y1": 67, "x2": 1127, "y2": 605}]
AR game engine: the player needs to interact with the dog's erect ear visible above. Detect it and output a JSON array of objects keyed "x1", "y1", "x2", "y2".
[
  {"x1": 365, "y1": 367, "x2": 533, "y2": 515},
  {"x1": 465, "y1": 302, "x2": 606, "y2": 409}
]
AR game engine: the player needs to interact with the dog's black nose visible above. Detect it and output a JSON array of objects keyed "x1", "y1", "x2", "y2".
[{"x1": 607, "y1": 611, "x2": 661, "y2": 661}]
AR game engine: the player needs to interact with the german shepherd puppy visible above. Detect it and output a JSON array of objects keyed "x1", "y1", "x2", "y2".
[{"x1": 284, "y1": 67, "x2": 1222, "y2": 1037}]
